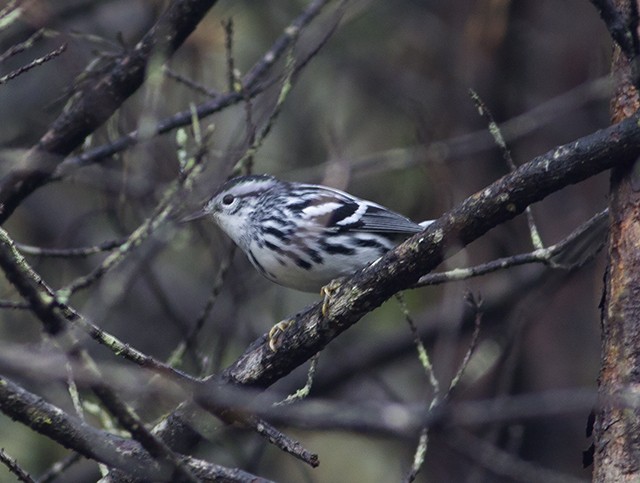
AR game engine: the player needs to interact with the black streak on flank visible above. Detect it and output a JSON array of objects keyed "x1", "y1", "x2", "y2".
[
  {"x1": 320, "y1": 239, "x2": 355, "y2": 255},
  {"x1": 262, "y1": 226, "x2": 290, "y2": 241},
  {"x1": 295, "y1": 258, "x2": 312, "y2": 270},
  {"x1": 353, "y1": 237, "x2": 391, "y2": 257},
  {"x1": 304, "y1": 246, "x2": 324, "y2": 264},
  {"x1": 264, "y1": 240, "x2": 284, "y2": 254},
  {"x1": 248, "y1": 249, "x2": 274, "y2": 279},
  {"x1": 264, "y1": 241, "x2": 313, "y2": 271}
]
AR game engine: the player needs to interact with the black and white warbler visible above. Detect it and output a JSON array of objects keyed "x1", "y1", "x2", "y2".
[{"x1": 185, "y1": 174, "x2": 433, "y2": 292}]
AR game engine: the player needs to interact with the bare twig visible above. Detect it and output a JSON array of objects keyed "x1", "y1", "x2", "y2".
[
  {"x1": 223, "y1": 18, "x2": 238, "y2": 93},
  {"x1": 0, "y1": 43, "x2": 67, "y2": 85},
  {"x1": 414, "y1": 210, "x2": 608, "y2": 287},
  {"x1": 0, "y1": 28, "x2": 46, "y2": 63},
  {"x1": 16, "y1": 237, "x2": 127, "y2": 258},
  {"x1": 0, "y1": 448, "x2": 35, "y2": 483},
  {"x1": 163, "y1": 66, "x2": 219, "y2": 97},
  {"x1": 248, "y1": 415, "x2": 320, "y2": 467},
  {"x1": 0, "y1": 0, "x2": 225, "y2": 222},
  {"x1": 54, "y1": 0, "x2": 337, "y2": 177},
  {"x1": 470, "y1": 89, "x2": 543, "y2": 249},
  {"x1": 446, "y1": 293, "x2": 483, "y2": 397},
  {"x1": 0, "y1": 299, "x2": 29, "y2": 309},
  {"x1": 275, "y1": 353, "x2": 320, "y2": 406},
  {"x1": 36, "y1": 453, "x2": 83, "y2": 483}
]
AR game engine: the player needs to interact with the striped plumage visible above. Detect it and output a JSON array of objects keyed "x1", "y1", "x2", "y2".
[{"x1": 188, "y1": 175, "x2": 432, "y2": 292}]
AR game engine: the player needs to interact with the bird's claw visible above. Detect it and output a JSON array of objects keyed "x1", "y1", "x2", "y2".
[
  {"x1": 320, "y1": 278, "x2": 343, "y2": 317},
  {"x1": 268, "y1": 319, "x2": 295, "y2": 352}
]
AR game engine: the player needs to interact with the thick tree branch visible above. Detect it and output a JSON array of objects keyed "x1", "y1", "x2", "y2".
[
  {"x1": 0, "y1": 0, "x2": 220, "y2": 223},
  {"x1": 0, "y1": 376, "x2": 270, "y2": 483},
  {"x1": 213, "y1": 113, "x2": 640, "y2": 391},
  {"x1": 591, "y1": 0, "x2": 640, "y2": 59}
]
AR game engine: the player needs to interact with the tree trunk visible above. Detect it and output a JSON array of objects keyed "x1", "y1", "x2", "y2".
[{"x1": 594, "y1": 1, "x2": 640, "y2": 481}]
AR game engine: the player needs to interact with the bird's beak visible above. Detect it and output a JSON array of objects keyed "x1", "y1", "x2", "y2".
[{"x1": 180, "y1": 208, "x2": 208, "y2": 223}]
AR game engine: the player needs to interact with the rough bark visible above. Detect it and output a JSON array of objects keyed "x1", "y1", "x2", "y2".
[{"x1": 594, "y1": 0, "x2": 640, "y2": 481}]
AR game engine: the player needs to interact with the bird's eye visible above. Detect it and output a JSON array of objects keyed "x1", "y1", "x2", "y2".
[{"x1": 222, "y1": 194, "x2": 235, "y2": 206}]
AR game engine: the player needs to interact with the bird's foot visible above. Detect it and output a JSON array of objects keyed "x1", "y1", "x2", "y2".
[
  {"x1": 268, "y1": 319, "x2": 295, "y2": 352},
  {"x1": 320, "y1": 278, "x2": 345, "y2": 317}
]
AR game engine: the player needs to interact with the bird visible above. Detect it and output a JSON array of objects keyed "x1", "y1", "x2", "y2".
[{"x1": 184, "y1": 174, "x2": 433, "y2": 293}]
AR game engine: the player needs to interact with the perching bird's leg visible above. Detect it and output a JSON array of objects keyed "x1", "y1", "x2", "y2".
[
  {"x1": 320, "y1": 278, "x2": 345, "y2": 317},
  {"x1": 268, "y1": 319, "x2": 296, "y2": 352}
]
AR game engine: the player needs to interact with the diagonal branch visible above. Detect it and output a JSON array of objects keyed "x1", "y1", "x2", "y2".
[
  {"x1": 155, "y1": 112, "x2": 638, "y2": 450},
  {"x1": 0, "y1": 375, "x2": 271, "y2": 483},
  {"x1": 214, "y1": 112, "x2": 640, "y2": 390},
  {"x1": 54, "y1": 0, "x2": 336, "y2": 178},
  {"x1": 0, "y1": 0, "x2": 220, "y2": 223}
]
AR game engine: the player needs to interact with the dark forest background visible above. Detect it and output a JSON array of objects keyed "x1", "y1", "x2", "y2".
[{"x1": 0, "y1": 1, "x2": 615, "y2": 482}]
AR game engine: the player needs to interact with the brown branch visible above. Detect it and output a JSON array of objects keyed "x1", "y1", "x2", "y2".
[{"x1": 594, "y1": 0, "x2": 640, "y2": 479}]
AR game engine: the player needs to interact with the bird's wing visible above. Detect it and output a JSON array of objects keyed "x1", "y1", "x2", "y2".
[
  {"x1": 291, "y1": 184, "x2": 427, "y2": 234},
  {"x1": 346, "y1": 203, "x2": 424, "y2": 234}
]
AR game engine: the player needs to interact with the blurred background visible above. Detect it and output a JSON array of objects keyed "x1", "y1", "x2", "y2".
[{"x1": 0, "y1": 0, "x2": 612, "y2": 481}]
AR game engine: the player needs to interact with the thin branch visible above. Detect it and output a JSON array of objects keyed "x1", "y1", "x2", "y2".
[
  {"x1": 54, "y1": 0, "x2": 336, "y2": 178},
  {"x1": 0, "y1": 448, "x2": 35, "y2": 483},
  {"x1": 36, "y1": 453, "x2": 83, "y2": 483},
  {"x1": 58, "y1": 129, "x2": 208, "y2": 298},
  {"x1": 0, "y1": 0, "x2": 225, "y2": 222},
  {"x1": 446, "y1": 292, "x2": 483, "y2": 397},
  {"x1": 16, "y1": 237, "x2": 127, "y2": 258},
  {"x1": 223, "y1": 18, "x2": 238, "y2": 93},
  {"x1": 414, "y1": 210, "x2": 608, "y2": 287},
  {"x1": 0, "y1": 28, "x2": 46, "y2": 63},
  {"x1": 470, "y1": 89, "x2": 543, "y2": 249},
  {"x1": 163, "y1": 65, "x2": 219, "y2": 98},
  {"x1": 0, "y1": 299, "x2": 29, "y2": 309},
  {"x1": 169, "y1": 244, "x2": 236, "y2": 374},
  {"x1": 275, "y1": 353, "x2": 320, "y2": 406},
  {"x1": 396, "y1": 293, "x2": 440, "y2": 398},
  {"x1": 0, "y1": 43, "x2": 67, "y2": 85},
  {"x1": 248, "y1": 415, "x2": 320, "y2": 467}
]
